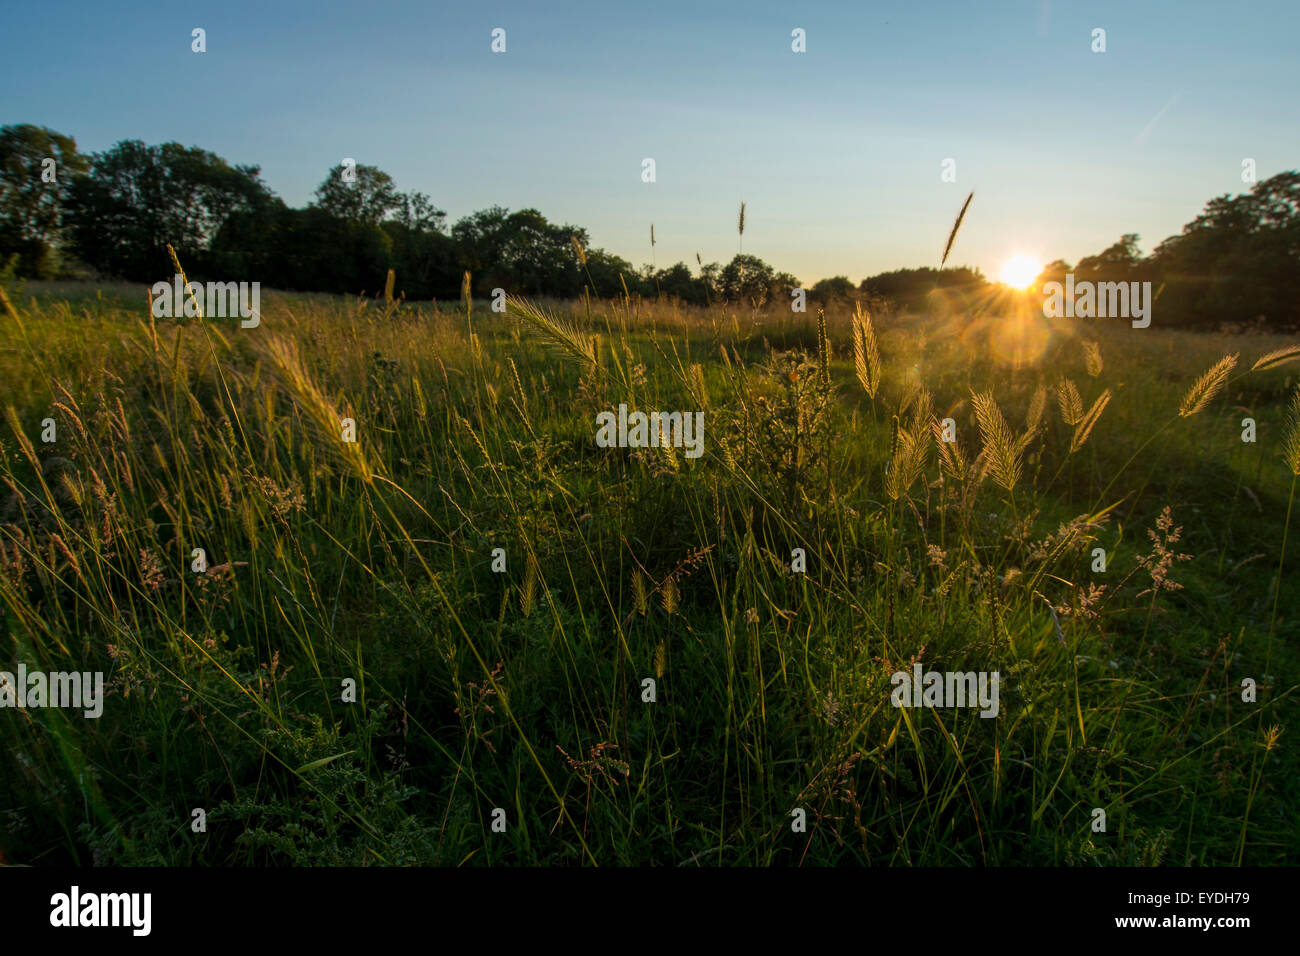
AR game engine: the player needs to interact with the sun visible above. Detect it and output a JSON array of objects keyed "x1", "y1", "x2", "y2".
[{"x1": 998, "y1": 254, "x2": 1042, "y2": 290}]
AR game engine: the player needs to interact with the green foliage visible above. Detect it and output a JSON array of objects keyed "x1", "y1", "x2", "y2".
[
  {"x1": 0, "y1": 284, "x2": 1295, "y2": 867},
  {"x1": 1150, "y1": 172, "x2": 1300, "y2": 330},
  {"x1": 0, "y1": 124, "x2": 88, "y2": 278},
  {"x1": 312, "y1": 162, "x2": 403, "y2": 226},
  {"x1": 64, "y1": 139, "x2": 275, "y2": 280},
  {"x1": 717, "y1": 254, "x2": 799, "y2": 306},
  {"x1": 811, "y1": 275, "x2": 856, "y2": 303}
]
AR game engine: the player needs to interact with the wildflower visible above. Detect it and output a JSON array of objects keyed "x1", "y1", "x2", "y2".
[
  {"x1": 139, "y1": 548, "x2": 165, "y2": 593},
  {"x1": 1136, "y1": 506, "x2": 1194, "y2": 598}
]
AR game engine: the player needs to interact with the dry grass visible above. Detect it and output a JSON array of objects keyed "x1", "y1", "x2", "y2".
[
  {"x1": 1179, "y1": 353, "x2": 1239, "y2": 417},
  {"x1": 972, "y1": 390, "x2": 1022, "y2": 492},
  {"x1": 1070, "y1": 388, "x2": 1112, "y2": 453},
  {"x1": 852, "y1": 303, "x2": 882, "y2": 399}
]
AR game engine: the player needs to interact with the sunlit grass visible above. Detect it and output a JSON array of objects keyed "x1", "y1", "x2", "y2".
[{"x1": 0, "y1": 279, "x2": 1296, "y2": 866}]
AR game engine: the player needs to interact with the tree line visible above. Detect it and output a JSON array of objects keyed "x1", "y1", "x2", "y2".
[{"x1": 1, "y1": 124, "x2": 1297, "y2": 328}]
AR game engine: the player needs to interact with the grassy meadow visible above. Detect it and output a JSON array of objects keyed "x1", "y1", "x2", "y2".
[{"x1": 0, "y1": 276, "x2": 1297, "y2": 866}]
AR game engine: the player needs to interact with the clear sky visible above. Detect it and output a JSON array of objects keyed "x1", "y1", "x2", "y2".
[{"x1": 3, "y1": 0, "x2": 1297, "y2": 284}]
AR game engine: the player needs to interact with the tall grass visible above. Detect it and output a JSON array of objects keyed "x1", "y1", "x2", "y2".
[{"x1": 0, "y1": 279, "x2": 1296, "y2": 866}]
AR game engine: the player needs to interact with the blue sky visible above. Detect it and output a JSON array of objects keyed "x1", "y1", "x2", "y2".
[{"x1": 3, "y1": 0, "x2": 1297, "y2": 284}]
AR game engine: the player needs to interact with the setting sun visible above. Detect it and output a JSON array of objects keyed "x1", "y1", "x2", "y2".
[{"x1": 998, "y1": 254, "x2": 1042, "y2": 289}]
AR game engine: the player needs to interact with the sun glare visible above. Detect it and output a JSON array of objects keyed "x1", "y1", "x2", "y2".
[{"x1": 998, "y1": 254, "x2": 1042, "y2": 289}]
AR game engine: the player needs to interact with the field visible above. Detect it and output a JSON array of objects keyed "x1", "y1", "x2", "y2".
[{"x1": 1, "y1": 277, "x2": 1297, "y2": 866}]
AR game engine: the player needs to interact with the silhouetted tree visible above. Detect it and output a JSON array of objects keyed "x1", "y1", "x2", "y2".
[
  {"x1": 811, "y1": 275, "x2": 855, "y2": 303},
  {"x1": 1035, "y1": 258, "x2": 1071, "y2": 289},
  {"x1": 0, "y1": 124, "x2": 88, "y2": 277},
  {"x1": 312, "y1": 163, "x2": 402, "y2": 226},
  {"x1": 860, "y1": 266, "x2": 987, "y2": 314},
  {"x1": 65, "y1": 140, "x2": 273, "y2": 280},
  {"x1": 452, "y1": 206, "x2": 585, "y2": 296},
  {"x1": 1148, "y1": 171, "x2": 1300, "y2": 329},
  {"x1": 1076, "y1": 233, "x2": 1144, "y2": 282}
]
